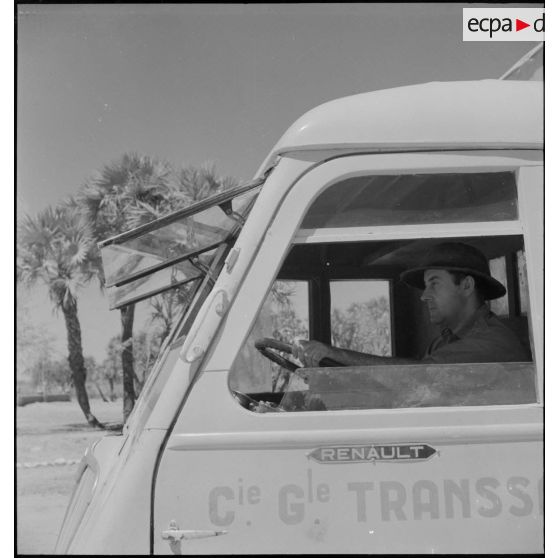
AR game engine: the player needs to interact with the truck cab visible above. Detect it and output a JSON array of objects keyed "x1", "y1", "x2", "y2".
[{"x1": 56, "y1": 78, "x2": 543, "y2": 554}]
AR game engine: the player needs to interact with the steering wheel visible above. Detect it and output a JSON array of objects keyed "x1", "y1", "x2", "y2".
[{"x1": 254, "y1": 338, "x2": 345, "y2": 372}]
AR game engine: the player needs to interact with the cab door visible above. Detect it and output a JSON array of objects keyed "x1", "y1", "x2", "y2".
[{"x1": 153, "y1": 152, "x2": 543, "y2": 555}]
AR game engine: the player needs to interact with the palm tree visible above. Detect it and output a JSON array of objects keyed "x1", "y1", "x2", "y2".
[
  {"x1": 120, "y1": 162, "x2": 239, "y2": 228},
  {"x1": 172, "y1": 163, "x2": 238, "y2": 204},
  {"x1": 17, "y1": 205, "x2": 102, "y2": 427},
  {"x1": 79, "y1": 155, "x2": 240, "y2": 419},
  {"x1": 101, "y1": 336, "x2": 122, "y2": 402},
  {"x1": 77, "y1": 152, "x2": 174, "y2": 421}
]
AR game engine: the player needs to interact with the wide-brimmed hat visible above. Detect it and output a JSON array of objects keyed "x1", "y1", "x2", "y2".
[{"x1": 400, "y1": 242, "x2": 506, "y2": 300}]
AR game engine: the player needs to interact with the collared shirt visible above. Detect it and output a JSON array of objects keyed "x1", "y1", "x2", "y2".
[{"x1": 423, "y1": 304, "x2": 531, "y2": 364}]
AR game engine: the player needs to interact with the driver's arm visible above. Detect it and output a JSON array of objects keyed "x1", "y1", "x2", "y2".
[{"x1": 294, "y1": 340, "x2": 420, "y2": 367}]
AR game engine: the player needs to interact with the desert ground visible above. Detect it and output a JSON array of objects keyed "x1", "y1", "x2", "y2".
[{"x1": 16, "y1": 400, "x2": 122, "y2": 554}]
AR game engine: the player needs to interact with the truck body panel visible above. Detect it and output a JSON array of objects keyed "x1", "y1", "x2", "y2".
[{"x1": 56, "y1": 77, "x2": 543, "y2": 555}]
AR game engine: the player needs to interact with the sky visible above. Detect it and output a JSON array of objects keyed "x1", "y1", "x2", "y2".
[{"x1": 17, "y1": 2, "x2": 541, "y2": 361}]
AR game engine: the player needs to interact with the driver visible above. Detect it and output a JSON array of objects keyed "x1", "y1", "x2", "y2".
[{"x1": 293, "y1": 242, "x2": 530, "y2": 367}]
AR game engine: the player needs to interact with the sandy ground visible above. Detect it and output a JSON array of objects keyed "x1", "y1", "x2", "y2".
[{"x1": 16, "y1": 400, "x2": 123, "y2": 555}]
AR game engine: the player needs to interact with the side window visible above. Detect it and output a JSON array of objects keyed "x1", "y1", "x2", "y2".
[
  {"x1": 517, "y1": 249, "x2": 529, "y2": 315},
  {"x1": 487, "y1": 251, "x2": 532, "y2": 319},
  {"x1": 229, "y1": 280, "x2": 309, "y2": 394},
  {"x1": 488, "y1": 256, "x2": 508, "y2": 316},
  {"x1": 330, "y1": 280, "x2": 392, "y2": 356},
  {"x1": 301, "y1": 172, "x2": 518, "y2": 228},
  {"x1": 229, "y1": 171, "x2": 537, "y2": 413}
]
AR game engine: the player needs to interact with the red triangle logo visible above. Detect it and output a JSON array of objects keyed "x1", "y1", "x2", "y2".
[{"x1": 516, "y1": 19, "x2": 530, "y2": 31}]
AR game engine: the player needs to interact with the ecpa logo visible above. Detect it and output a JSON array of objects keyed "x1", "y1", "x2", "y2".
[{"x1": 463, "y1": 8, "x2": 544, "y2": 42}]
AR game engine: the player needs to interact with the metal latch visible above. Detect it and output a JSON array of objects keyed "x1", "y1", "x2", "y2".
[{"x1": 162, "y1": 520, "x2": 227, "y2": 554}]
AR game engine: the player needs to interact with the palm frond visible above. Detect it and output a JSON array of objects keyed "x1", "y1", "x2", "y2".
[{"x1": 16, "y1": 203, "x2": 98, "y2": 312}]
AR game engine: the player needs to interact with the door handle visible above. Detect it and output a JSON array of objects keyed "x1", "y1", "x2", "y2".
[{"x1": 162, "y1": 521, "x2": 227, "y2": 554}]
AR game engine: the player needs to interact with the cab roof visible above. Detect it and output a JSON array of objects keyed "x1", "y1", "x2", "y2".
[{"x1": 261, "y1": 80, "x2": 542, "y2": 171}]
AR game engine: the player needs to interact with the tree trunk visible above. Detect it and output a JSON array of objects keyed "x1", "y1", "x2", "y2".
[
  {"x1": 133, "y1": 371, "x2": 143, "y2": 395},
  {"x1": 121, "y1": 304, "x2": 136, "y2": 421},
  {"x1": 94, "y1": 381, "x2": 109, "y2": 402},
  {"x1": 61, "y1": 297, "x2": 103, "y2": 428},
  {"x1": 108, "y1": 377, "x2": 116, "y2": 401}
]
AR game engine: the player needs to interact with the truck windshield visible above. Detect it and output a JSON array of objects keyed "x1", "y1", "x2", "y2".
[
  {"x1": 98, "y1": 177, "x2": 265, "y2": 430},
  {"x1": 99, "y1": 181, "x2": 262, "y2": 310}
]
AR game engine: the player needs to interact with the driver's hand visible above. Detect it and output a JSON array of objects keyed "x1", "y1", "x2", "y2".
[
  {"x1": 293, "y1": 340, "x2": 333, "y2": 368},
  {"x1": 251, "y1": 401, "x2": 283, "y2": 413}
]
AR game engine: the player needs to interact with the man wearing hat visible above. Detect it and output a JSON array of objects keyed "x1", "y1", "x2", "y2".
[{"x1": 294, "y1": 242, "x2": 530, "y2": 367}]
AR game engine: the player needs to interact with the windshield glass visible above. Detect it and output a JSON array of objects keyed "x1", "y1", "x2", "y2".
[
  {"x1": 100, "y1": 185, "x2": 259, "y2": 310},
  {"x1": 106, "y1": 256, "x2": 210, "y2": 310},
  {"x1": 117, "y1": 176, "x2": 265, "y2": 431},
  {"x1": 124, "y1": 243, "x2": 232, "y2": 435}
]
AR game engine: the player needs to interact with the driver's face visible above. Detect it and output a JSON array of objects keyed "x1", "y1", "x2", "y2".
[{"x1": 420, "y1": 269, "x2": 466, "y2": 326}]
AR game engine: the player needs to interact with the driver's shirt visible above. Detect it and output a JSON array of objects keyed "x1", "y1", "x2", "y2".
[{"x1": 423, "y1": 304, "x2": 530, "y2": 363}]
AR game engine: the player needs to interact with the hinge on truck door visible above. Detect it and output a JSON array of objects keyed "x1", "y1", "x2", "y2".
[
  {"x1": 218, "y1": 200, "x2": 246, "y2": 225},
  {"x1": 162, "y1": 520, "x2": 227, "y2": 555}
]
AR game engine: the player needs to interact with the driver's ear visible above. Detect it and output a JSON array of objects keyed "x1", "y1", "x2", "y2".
[{"x1": 461, "y1": 275, "x2": 476, "y2": 297}]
